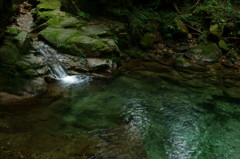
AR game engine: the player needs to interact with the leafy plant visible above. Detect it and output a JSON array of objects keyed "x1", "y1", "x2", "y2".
[{"x1": 77, "y1": 11, "x2": 90, "y2": 19}]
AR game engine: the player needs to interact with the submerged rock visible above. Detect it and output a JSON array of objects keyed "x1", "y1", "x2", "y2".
[{"x1": 185, "y1": 43, "x2": 222, "y2": 63}]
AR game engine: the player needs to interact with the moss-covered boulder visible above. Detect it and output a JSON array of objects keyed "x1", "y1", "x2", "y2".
[
  {"x1": 218, "y1": 40, "x2": 229, "y2": 51},
  {"x1": 140, "y1": 33, "x2": 156, "y2": 49},
  {"x1": 185, "y1": 43, "x2": 222, "y2": 63},
  {"x1": 209, "y1": 24, "x2": 224, "y2": 39},
  {"x1": 36, "y1": 0, "x2": 61, "y2": 11},
  {"x1": 39, "y1": 27, "x2": 120, "y2": 57}
]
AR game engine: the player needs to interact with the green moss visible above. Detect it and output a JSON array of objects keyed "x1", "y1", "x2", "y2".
[
  {"x1": 36, "y1": 0, "x2": 61, "y2": 11},
  {"x1": 5, "y1": 27, "x2": 21, "y2": 36},
  {"x1": 140, "y1": 33, "x2": 156, "y2": 49},
  {"x1": 218, "y1": 40, "x2": 229, "y2": 51},
  {"x1": 174, "y1": 18, "x2": 188, "y2": 34},
  {"x1": 175, "y1": 57, "x2": 185, "y2": 64},
  {"x1": 0, "y1": 44, "x2": 19, "y2": 65},
  {"x1": 39, "y1": 27, "x2": 79, "y2": 45},
  {"x1": 67, "y1": 35, "x2": 108, "y2": 52}
]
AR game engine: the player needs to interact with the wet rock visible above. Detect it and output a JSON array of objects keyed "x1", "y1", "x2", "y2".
[
  {"x1": 185, "y1": 43, "x2": 222, "y2": 63},
  {"x1": 57, "y1": 53, "x2": 88, "y2": 72},
  {"x1": 95, "y1": 125, "x2": 147, "y2": 159},
  {"x1": 25, "y1": 77, "x2": 48, "y2": 95},
  {"x1": 0, "y1": 92, "x2": 23, "y2": 105},
  {"x1": 87, "y1": 58, "x2": 117, "y2": 71},
  {"x1": 16, "y1": 54, "x2": 45, "y2": 69}
]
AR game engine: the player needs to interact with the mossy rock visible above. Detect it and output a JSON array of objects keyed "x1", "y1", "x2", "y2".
[
  {"x1": 40, "y1": 27, "x2": 119, "y2": 57},
  {"x1": 67, "y1": 35, "x2": 109, "y2": 53},
  {"x1": 36, "y1": 0, "x2": 61, "y2": 11},
  {"x1": 60, "y1": 17, "x2": 87, "y2": 28},
  {"x1": 39, "y1": 27, "x2": 79, "y2": 45},
  {"x1": 140, "y1": 33, "x2": 156, "y2": 49},
  {"x1": 209, "y1": 24, "x2": 224, "y2": 39},
  {"x1": 175, "y1": 57, "x2": 191, "y2": 68},
  {"x1": 218, "y1": 40, "x2": 229, "y2": 51},
  {"x1": 5, "y1": 27, "x2": 21, "y2": 36},
  {"x1": 185, "y1": 43, "x2": 222, "y2": 63}
]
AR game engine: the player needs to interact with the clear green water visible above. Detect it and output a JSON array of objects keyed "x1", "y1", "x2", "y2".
[{"x1": 1, "y1": 70, "x2": 240, "y2": 159}]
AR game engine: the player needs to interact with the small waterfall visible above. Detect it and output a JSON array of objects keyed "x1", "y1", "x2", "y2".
[
  {"x1": 32, "y1": 41, "x2": 90, "y2": 84},
  {"x1": 14, "y1": 1, "x2": 90, "y2": 85},
  {"x1": 32, "y1": 41, "x2": 68, "y2": 79}
]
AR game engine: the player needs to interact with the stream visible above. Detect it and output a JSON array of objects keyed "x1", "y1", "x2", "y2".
[
  {"x1": 1, "y1": 2, "x2": 240, "y2": 159},
  {"x1": 1, "y1": 71, "x2": 240, "y2": 159}
]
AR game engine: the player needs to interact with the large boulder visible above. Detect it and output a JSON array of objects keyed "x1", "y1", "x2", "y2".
[
  {"x1": 39, "y1": 27, "x2": 120, "y2": 57},
  {"x1": 185, "y1": 43, "x2": 222, "y2": 63}
]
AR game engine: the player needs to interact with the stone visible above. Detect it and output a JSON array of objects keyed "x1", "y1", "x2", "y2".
[
  {"x1": 175, "y1": 57, "x2": 191, "y2": 68},
  {"x1": 140, "y1": 33, "x2": 156, "y2": 49},
  {"x1": 60, "y1": 17, "x2": 86, "y2": 28},
  {"x1": 218, "y1": 40, "x2": 229, "y2": 51},
  {"x1": 68, "y1": 35, "x2": 109, "y2": 53},
  {"x1": 39, "y1": 27, "x2": 79, "y2": 44},
  {"x1": 15, "y1": 31, "x2": 32, "y2": 53},
  {"x1": 185, "y1": 43, "x2": 222, "y2": 63},
  {"x1": 87, "y1": 58, "x2": 116, "y2": 71},
  {"x1": 209, "y1": 24, "x2": 224, "y2": 39},
  {"x1": 16, "y1": 54, "x2": 45, "y2": 69},
  {"x1": 36, "y1": 0, "x2": 61, "y2": 11},
  {"x1": 25, "y1": 77, "x2": 47, "y2": 94},
  {"x1": 82, "y1": 24, "x2": 111, "y2": 36}
]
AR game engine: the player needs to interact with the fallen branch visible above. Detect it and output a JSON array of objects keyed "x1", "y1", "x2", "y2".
[
  {"x1": 185, "y1": 24, "x2": 203, "y2": 34},
  {"x1": 191, "y1": 0, "x2": 201, "y2": 10},
  {"x1": 173, "y1": 2, "x2": 181, "y2": 14}
]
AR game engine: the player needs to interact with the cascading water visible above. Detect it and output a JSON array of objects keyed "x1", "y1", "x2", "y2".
[
  {"x1": 13, "y1": 2, "x2": 90, "y2": 85},
  {"x1": 32, "y1": 41, "x2": 89, "y2": 84},
  {"x1": 32, "y1": 41, "x2": 68, "y2": 79}
]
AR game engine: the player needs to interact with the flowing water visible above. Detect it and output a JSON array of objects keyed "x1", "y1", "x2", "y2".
[{"x1": 1, "y1": 70, "x2": 240, "y2": 159}]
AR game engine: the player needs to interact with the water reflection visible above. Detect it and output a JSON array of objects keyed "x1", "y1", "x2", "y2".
[{"x1": 1, "y1": 71, "x2": 240, "y2": 158}]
